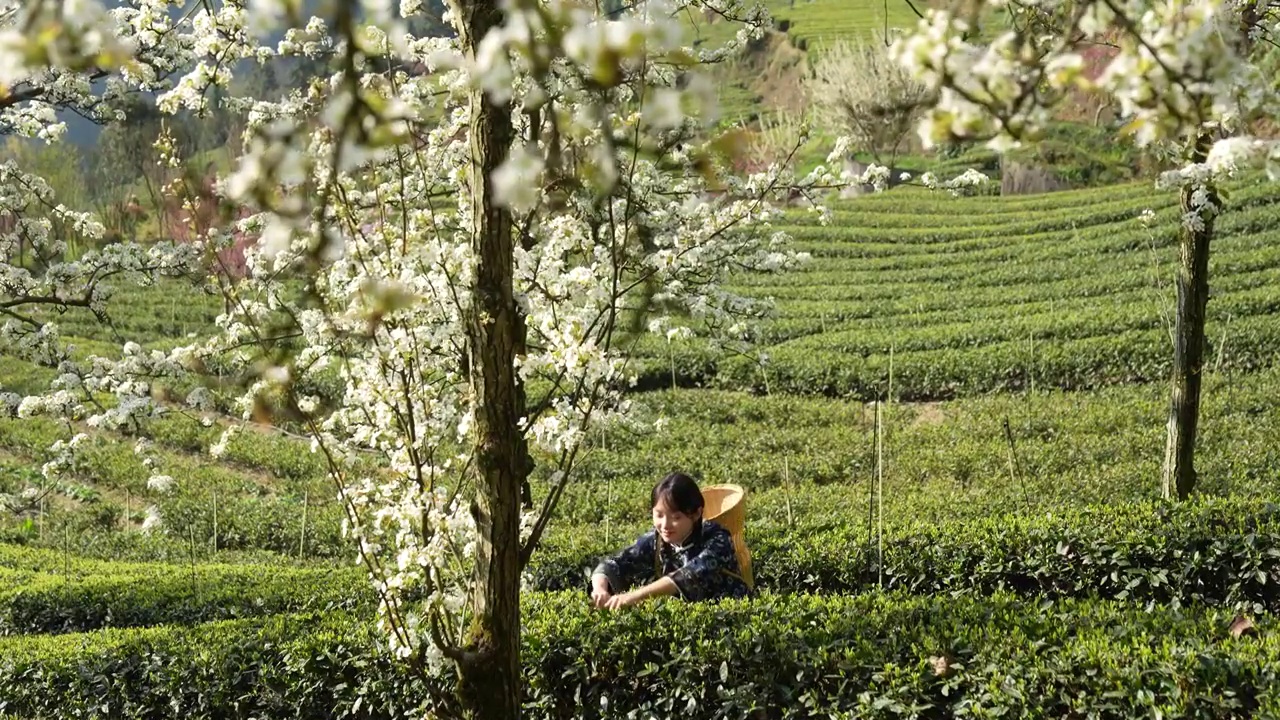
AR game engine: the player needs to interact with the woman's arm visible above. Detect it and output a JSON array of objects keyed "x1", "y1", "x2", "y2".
[
  {"x1": 591, "y1": 531, "x2": 657, "y2": 596},
  {"x1": 666, "y1": 524, "x2": 739, "y2": 601},
  {"x1": 603, "y1": 575, "x2": 678, "y2": 609}
]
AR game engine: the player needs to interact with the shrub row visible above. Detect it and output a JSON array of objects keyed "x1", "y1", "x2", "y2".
[
  {"x1": 804, "y1": 172, "x2": 1266, "y2": 222},
  {"x1": 530, "y1": 497, "x2": 1280, "y2": 614},
  {"x1": 708, "y1": 314, "x2": 1280, "y2": 400},
  {"x1": 548, "y1": 369, "x2": 1280, "y2": 528},
  {"x1": 0, "y1": 413, "x2": 349, "y2": 558},
  {"x1": 0, "y1": 561, "x2": 368, "y2": 635},
  {"x1": 12, "y1": 496, "x2": 1274, "y2": 638},
  {"x1": 3, "y1": 592, "x2": 1280, "y2": 719},
  {"x1": 739, "y1": 202, "x2": 1280, "y2": 288}
]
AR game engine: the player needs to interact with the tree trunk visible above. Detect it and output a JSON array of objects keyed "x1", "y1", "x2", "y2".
[
  {"x1": 1162, "y1": 135, "x2": 1217, "y2": 501},
  {"x1": 455, "y1": 1, "x2": 525, "y2": 718}
]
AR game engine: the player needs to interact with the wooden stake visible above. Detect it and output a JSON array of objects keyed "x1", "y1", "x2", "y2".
[
  {"x1": 875, "y1": 401, "x2": 884, "y2": 589},
  {"x1": 211, "y1": 491, "x2": 218, "y2": 553},
  {"x1": 1002, "y1": 418, "x2": 1031, "y2": 512},
  {"x1": 299, "y1": 491, "x2": 309, "y2": 560},
  {"x1": 782, "y1": 457, "x2": 794, "y2": 526}
]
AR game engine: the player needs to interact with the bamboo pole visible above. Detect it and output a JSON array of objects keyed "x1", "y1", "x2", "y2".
[
  {"x1": 888, "y1": 344, "x2": 894, "y2": 406},
  {"x1": 188, "y1": 525, "x2": 198, "y2": 591},
  {"x1": 299, "y1": 491, "x2": 309, "y2": 560},
  {"x1": 212, "y1": 491, "x2": 218, "y2": 553},
  {"x1": 782, "y1": 456, "x2": 794, "y2": 526},
  {"x1": 875, "y1": 401, "x2": 884, "y2": 589},
  {"x1": 865, "y1": 403, "x2": 875, "y2": 564},
  {"x1": 1029, "y1": 332, "x2": 1036, "y2": 396},
  {"x1": 669, "y1": 342, "x2": 676, "y2": 391},
  {"x1": 603, "y1": 430, "x2": 612, "y2": 546},
  {"x1": 1028, "y1": 332, "x2": 1035, "y2": 432},
  {"x1": 1003, "y1": 418, "x2": 1031, "y2": 512}
]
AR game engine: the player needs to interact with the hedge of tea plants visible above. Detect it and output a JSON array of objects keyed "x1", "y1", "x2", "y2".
[
  {"x1": 2, "y1": 592, "x2": 1279, "y2": 719},
  {"x1": 0, "y1": 561, "x2": 367, "y2": 635},
  {"x1": 628, "y1": 180, "x2": 1280, "y2": 399}
]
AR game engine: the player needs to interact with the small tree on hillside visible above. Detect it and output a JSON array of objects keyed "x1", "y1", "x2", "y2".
[
  {"x1": 807, "y1": 36, "x2": 932, "y2": 165},
  {"x1": 740, "y1": 111, "x2": 808, "y2": 173},
  {"x1": 892, "y1": 0, "x2": 1280, "y2": 499}
]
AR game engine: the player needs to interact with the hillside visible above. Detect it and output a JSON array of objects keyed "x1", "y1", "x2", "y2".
[
  {"x1": 6, "y1": 178, "x2": 1280, "y2": 540},
  {"x1": 6, "y1": 175, "x2": 1280, "y2": 716},
  {"x1": 6, "y1": 2, "x2": 1280, "y2": 714},
  {"x1": 628, "y1": 178, "x2": 1280, "y2": 397}
]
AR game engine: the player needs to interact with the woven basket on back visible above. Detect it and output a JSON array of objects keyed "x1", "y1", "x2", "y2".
[{"x1": 702, "y1": 483, "x2": 753, "y2": 589}]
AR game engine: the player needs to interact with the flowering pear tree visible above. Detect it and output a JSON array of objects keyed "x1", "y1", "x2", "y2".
[
  {"x1": 892, "y1": 0, "x2": 1280, "y2": 499},
  {"x1": 166, "y1": 0, "x2": 867, "y2": 715},
  {"x1": 0, "y1": 0, "x2": 206, "y2": 421},
  {"x1": 4, "y1": 0, "x2": 886, "y2": 716}
]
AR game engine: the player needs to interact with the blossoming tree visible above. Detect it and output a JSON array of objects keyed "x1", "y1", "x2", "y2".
[
  {"x1": 892, "y1": 0, "x2": 1280, "y2": 499},
  {"x1": 0, "y1": 0, "x2": 207, "y2": 422},
  {"x1": 3, "y1": 0, "x2": 872, "y2": 716},
  {"x1": 4, "y1": 0, "x2": 1002, "y2": 715}
]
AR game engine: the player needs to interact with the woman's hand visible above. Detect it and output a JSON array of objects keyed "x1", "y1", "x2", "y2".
[
  {"x1": 603, "y1": 590, "x2": 643, "y2": 610},
  {"x1": 590, "y1": 575, "x2": 612, "y2": 608},
  {"x1": 602, "y1": 576, "x2": 678, "y2": 610}
]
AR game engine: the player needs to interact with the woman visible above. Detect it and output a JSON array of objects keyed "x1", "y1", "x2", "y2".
[{"x1": 590, "y1": 471, "x2": 751, "y2": 609}]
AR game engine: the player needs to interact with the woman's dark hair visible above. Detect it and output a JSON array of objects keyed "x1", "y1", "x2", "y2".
[{"x1": 651, "y1": 472, "x2": 704, "y2": 516}]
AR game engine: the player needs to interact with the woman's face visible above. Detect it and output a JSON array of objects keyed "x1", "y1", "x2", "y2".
[{"x1": 652, "y1": 498, "x2": 700, "y2": 545}]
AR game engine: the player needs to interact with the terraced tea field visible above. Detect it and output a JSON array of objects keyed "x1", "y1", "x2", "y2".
[
  {"x1": 633, "y1": 180, "x2": 1280, "y2": 398},
  {"x1": 6, "y1": 177, "x2": 1280, "y2": 718}
]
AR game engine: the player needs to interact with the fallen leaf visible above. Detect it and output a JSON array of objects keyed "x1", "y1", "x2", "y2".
[
  {"x1": 929, "y1": 655, "x2": 951, "y2": 677},
  {"x1": 1229, "y1": 615, "x2": 1257, "y2": 639}
]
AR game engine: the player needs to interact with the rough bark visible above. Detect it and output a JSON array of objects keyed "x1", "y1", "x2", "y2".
[
  {"x1": 1162, "y1": 134, "x2": 1217, "y2": 501},
  {"x1": 453, "y1": 0, "x2": 525, "y2": 717}
]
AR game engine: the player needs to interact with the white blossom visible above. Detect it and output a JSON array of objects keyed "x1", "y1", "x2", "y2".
[
  {"x1": 140, "y1": 504, "x2": 163, "y2": 533},
  {"x1": 0, "y1": 0, "x2": 898, "y2": 674}
]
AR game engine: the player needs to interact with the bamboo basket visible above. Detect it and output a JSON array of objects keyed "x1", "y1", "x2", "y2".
[{"x1": 702, "y1": 483, "x2": 754, "y2": 589}]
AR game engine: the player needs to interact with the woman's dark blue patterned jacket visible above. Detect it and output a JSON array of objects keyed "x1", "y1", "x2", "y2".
[{"x1": 591, "y1": 520, "x2": 751, "y2": 601}]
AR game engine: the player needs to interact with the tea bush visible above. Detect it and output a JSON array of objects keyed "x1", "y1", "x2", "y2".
[
  {"x1": 531, "y1": 497, "x2": 1280, "y2": 614},
  {"x1": 0, "y1": 562, "x2": 368, "y2": 635},
  {"x1": 4, "y1": 592, "x2": 1280, "y2": 719}
]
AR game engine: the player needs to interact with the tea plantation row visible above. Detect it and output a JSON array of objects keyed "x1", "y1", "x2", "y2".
[
  {"x1": 21, "y1": 180, "x2": 1280, "y2": 404},
  {"x1": 6, "y1": 494, "x2": 1280, "y2": 639},
  {"x1": 628, "y1": 180, "x2": 1280, "y2": 398},
  {"x1": 3, "y1": 591, "x2": 1278, "y2": 719},
  {"x1": 6, "y1": 363, "x2": 1280, "y2": 561}
]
